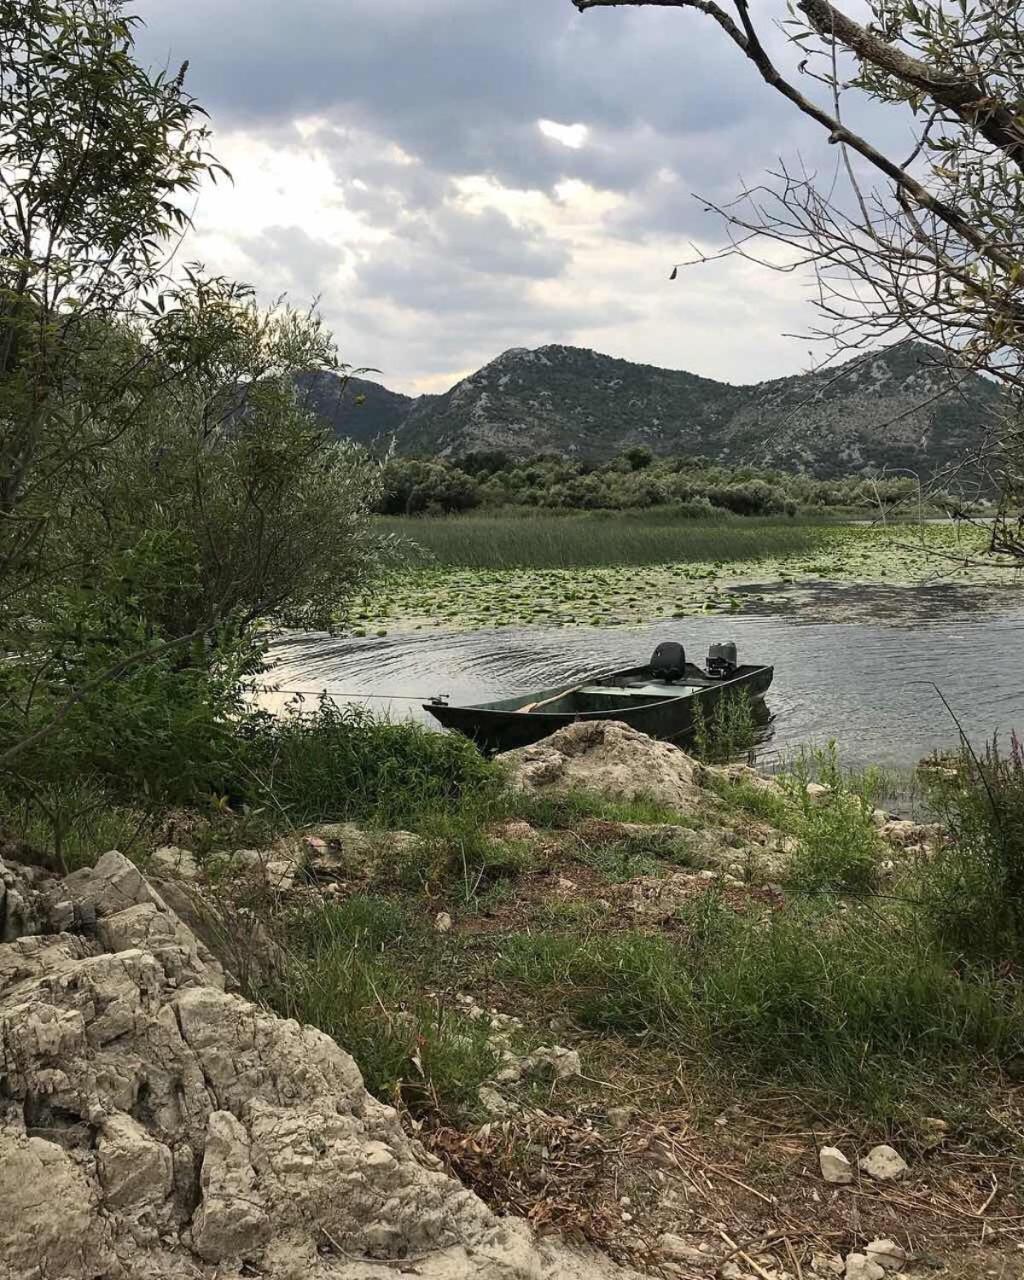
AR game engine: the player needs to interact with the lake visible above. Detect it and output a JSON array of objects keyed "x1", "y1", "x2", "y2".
[{"x1": 264, "y1": 581, "x2": 1024, "y2": 768}]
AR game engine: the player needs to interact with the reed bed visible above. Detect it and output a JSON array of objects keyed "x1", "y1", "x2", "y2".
[{"x1": 377, "y1": 512, "x2": 832, "y2": 569}]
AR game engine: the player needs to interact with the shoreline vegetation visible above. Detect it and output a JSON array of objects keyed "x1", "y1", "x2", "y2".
[
  {"x1": 372, "y1": 450, "x2": 987, "y2": 520},
  {"x1": 352, "y1": 517, "x2": 1018, "y2": 634}
]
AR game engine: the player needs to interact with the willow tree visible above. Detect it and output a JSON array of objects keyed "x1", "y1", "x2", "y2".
[{"x1": 572, "y1": 0, "x2": 1024, "y2": 556}]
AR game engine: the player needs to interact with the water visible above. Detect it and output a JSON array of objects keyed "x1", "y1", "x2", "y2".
[{"x1": 264, "y1": 583, "x2": 1024, "y2": 768}]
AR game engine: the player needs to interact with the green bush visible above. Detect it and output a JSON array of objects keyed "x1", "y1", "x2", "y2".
[
  {"x1": 691, "y1": 690, "x2": 759, "y2": 763},
  {"x1": 238, "y1": 701, "x2": 501, "y2": 829}
]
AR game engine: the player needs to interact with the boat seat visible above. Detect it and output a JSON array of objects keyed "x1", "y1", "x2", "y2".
[{"x1": 579, "y1": 683, "x2": 695, "y2": 698}]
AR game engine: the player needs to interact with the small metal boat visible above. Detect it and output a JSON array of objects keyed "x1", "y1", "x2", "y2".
[{"x1": 424, "y1": 641, "x2": 773, "y2": 753}]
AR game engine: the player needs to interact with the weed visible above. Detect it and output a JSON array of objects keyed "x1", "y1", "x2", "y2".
[
  {"x1": 496, "y1": 896, "x2": 1024, "y2": 1115},
  {"x1": 274, "y1": 896, "x2": 500, "y2": 1119},
  {"x1": 922, "y1": 734, "x2": 1024, "y2": 962},
  {"x1": 574, "y1": 838, "x2": 662, "y2": 883},
  {"x1": 692, "y1": 690, "x2": 759, "y2": 763}
]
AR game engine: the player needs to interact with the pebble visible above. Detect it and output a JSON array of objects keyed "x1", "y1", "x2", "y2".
[
  {"x1": 607, "y1": 1106, "x2": 635, "y2": 1131},
  {"x1": 859, "y1": 1144, "x2": 908, "y2": 1181},
  {"x1": 920, "y1": 1116, "x2": 948, "y2": 1149},
  {"x1": 865, "y1": 1239, "x2": 907, "y2": 1273},
  {"x1": 658, "y1": 1233, "x2": 715, "y2": 1266},
  {"x1": 819, "y1": 1145, "x2": 854, "y2": 1185},
  {"x1": 844, "y1": 1253, "x2": 885, "y2": 1280}
]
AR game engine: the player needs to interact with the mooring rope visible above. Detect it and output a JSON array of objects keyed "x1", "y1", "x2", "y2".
[{"x1": 254, "y1": 686, "x2": 440, "y2": 701}]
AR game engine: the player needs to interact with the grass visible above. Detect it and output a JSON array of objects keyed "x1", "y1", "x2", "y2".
[
  {"x1": 272, "y1": 895, "x2": 501, "y2": 1116},
  {"x1": 379, "y1": 512, "x2": 832, "y2": 570},
  {"x1": 493, "y1": 896, "x2": 1024, "y2": 1114},
  {"x1": 12, "y1": 699, "x2": 1024, "y2": 1139}
]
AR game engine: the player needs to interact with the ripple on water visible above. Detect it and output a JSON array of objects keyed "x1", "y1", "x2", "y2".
[{"x1": 264, "y1": 582, "x2": 1024, "y2": 768}]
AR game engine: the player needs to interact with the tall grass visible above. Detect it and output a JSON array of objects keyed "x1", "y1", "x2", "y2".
[
  {"x1": 495, "y1": 896, "x2": 1024, "y2": 1110},
  {"x1": 273, "y1": 895, "x2": 499, "y2": 1116},
  {"x1": 378, "y1": 513, "x2": 832, "y2": 569},
  {"x1": 238, "y1": 701, "x2": 502, "y2": 829}
]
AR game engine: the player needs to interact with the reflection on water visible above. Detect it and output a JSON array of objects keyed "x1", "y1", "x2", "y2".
[{"x1": 264, "y1": 583, "x2": 1024, "y2": 768}]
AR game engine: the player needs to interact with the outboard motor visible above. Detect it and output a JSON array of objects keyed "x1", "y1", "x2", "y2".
[
  {"x1": 706, "y1": 641, "x2": 738, "y2": 678},
  {"x1": 650, "y1": 641, "x2": 686, "y2": 682}
]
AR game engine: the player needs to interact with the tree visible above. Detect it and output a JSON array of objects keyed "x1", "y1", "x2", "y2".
[
  {"x1": 571, "y1": 0, "x2": 1024, "y2": 555},
  {"x1": 0, "y1": 3, "x2": 386, "y2": 822},
  {"x1": 0, "y1": 0, "x2": 222, "y2": 599}
]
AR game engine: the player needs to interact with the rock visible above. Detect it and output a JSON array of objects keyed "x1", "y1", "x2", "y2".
[
  {"x1": 859, "y1": 1144, "x2": 908, "y2": 1181},
  {"x1": 0, "y1": 853, "x2": 638, "y2": 1280},
  {"x1": 658, "y1": 1233, "x2": 715, "y2": 1266},
  {"x1": 149, "y1": 845, "x2": 199, "y2": 879},
  {"x1": 812, "y1": 1254, "x2": 846, "y2": 1276},
  {"x1": 435, "y1": 911, "x2": 453, "y2": 933},
  {"x1": 534, "y1": 1046, "x2": 582, "y2": 1079},
  {"x1": 879, "y1": 819, "x2": 920, "y2": 847},
  {"x1": 819, "y1": 1145, "x2": 854, "y2": 1184},
  {"x1": 62, "y1": 847, "x2": 166, "y2": 916},
  {"x1": 228, "y1": 847, "x2": 298, "y2": 891},
  {"x1": 96, "y1": 1113, "x2": 174, "y2": 1212},
  {"x1": 0, "y1": 1132, "x2": 116, "y2": 1277},
  {"x1": 879, "y1": 819, "x2": 943, "y2": 850},
  {"x1": 498, "y1": 721, "x2": 702, "y2": 813},
  {"x1": 865, "y1": 1240, "x2": 907, "y2": 1272},
  {"x1": 845, "y1": 1253, "x2": 885, "y2": 1280},
  {"x1": 870, "y1": 809, "x2": 889, "y2": 830},
  {"x1": 191, "y1": 1109, "x2": 270, "y2": 1261},
  {"x1": 806, "y1": 782, "x2": 832, "y2": 805},
  {"x1": 699, "y1": 761, "x2": 783, "y2": 794},
  {"x1": 478, "y1": 1085, "x2": 514, "y2": 1117}
]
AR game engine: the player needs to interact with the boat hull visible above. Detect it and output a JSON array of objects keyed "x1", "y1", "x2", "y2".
[{"x1": 424, "y1": 662, "x2": 774, "y2": 754}]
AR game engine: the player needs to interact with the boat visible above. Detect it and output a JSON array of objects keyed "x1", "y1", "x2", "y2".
[{"x1": 423, "y1": 641, "x2": 774, "y2": 753}]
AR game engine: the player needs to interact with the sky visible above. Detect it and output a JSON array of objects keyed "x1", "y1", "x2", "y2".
[{"x1": 132, "y1": 0, "x2": 897, "y2": 396}]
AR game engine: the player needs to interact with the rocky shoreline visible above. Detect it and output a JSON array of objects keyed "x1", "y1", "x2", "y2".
[{"x1": 0, "y1": 725, "x2": 1001, "y2": 1280}]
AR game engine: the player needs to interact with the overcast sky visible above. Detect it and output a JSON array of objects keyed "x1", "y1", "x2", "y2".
[{"x1": 133, "y1": 0, "x2": 895, "y2": 395}]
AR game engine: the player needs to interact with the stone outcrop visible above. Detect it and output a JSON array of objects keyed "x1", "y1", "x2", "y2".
[
  {"x1": 498, "y1": 720, "x2": 702, "y2": 813},
  {"x1": 0, "y1": 850, "x2": 636, "y2": 1280}
]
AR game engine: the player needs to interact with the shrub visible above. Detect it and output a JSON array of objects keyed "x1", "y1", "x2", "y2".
[
  {"x1": 691, "y1": 690, "x2": 759, "y2": 763},
  {"x1": 238, "y1": 701, "x2": 501, "y2": 829}
]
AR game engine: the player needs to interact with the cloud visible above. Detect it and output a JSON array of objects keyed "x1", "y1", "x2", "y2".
[{"x1": 131, "y1": 0, "x2": 908, "y2": 394}]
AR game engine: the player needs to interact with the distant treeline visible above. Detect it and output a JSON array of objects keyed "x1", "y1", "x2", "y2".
[{"x1": 375, "y1": 448, "x2": 946, "y2": 518}]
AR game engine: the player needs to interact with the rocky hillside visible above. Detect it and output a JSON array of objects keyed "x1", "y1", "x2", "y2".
[
  {"x1": 307, "y1": 343, "x2": 1003, "y2": 478},
  {"x1": 295, "y1": 370, "x2": 419, "y2": 448}
]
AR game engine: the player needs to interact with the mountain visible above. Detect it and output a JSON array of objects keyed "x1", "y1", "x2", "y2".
[
  {"x1": 304, "y1": 343, "x2": 1003, "y2": 479},
  {"x1": 295, "y1": 371, "x2": 418, "y2": 448}
]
